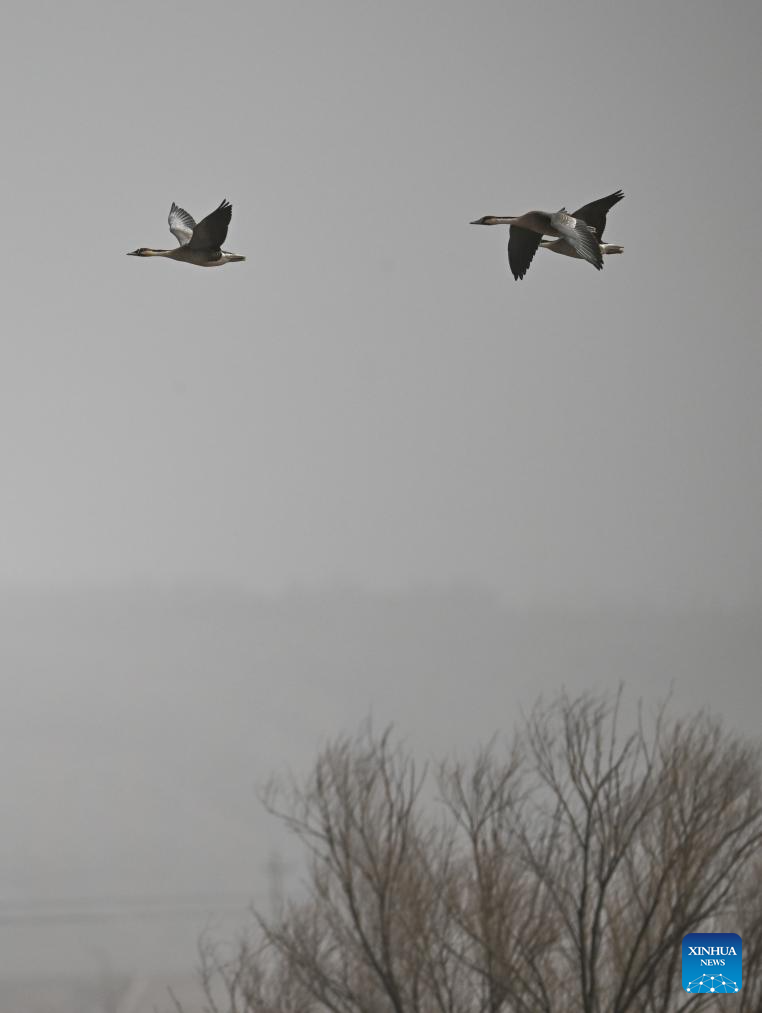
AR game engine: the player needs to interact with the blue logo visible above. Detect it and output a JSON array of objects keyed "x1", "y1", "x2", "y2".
[{"x1": 682, "y1": 933, "x2": 742, "y2": 993}]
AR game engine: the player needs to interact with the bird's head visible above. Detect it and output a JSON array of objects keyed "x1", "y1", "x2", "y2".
[
  {"x1": 470, "y1": 216, "x2": 503, "y2": 226},
  {"x1": 127, "y1": 247, "x2": 151, "y2": 256}
]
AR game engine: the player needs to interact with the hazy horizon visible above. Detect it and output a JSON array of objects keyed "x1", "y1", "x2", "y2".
[{"x1": 0, "y1": 584, "x2": 759, "y2": 992}]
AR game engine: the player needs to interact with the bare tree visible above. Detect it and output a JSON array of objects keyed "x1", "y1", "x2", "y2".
[
  {"x1": 257, "y1": 724, "x2": 466, "y2": 1013},
  {"x1": 454, "y1": 690, "x2": 762, "y2": 1013},
  {"x1": 173, "y1": 693, "x2": 762, "y2": 1013}
]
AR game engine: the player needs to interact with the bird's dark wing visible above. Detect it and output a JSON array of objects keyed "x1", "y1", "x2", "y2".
[
  {"x1": 551, "y1": 211, "x2": 603, "y2": 270},
  {"x1": 508, "y1": 226, "x2": 542, "y2": 280},
  {"x1": 188, "y1": 199, "x2": 233, "y2": 250},
  {"x1": 570, "y1": 190, "x2": 624, "y2": 240}
]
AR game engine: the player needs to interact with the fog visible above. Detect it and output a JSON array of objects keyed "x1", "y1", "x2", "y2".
[
  {"x1": 1, "y1": 586, "x2": 760, "y2": 1004},
  {"x1": 0, "y1": 0, "x2": 760, "y2": 1007}
]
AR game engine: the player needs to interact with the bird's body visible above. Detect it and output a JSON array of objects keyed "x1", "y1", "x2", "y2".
[
  {"x1": 128, "y1": 200, "x2": 245, "y2": 267},
  {"x1": 471, "y1": 190, "x2": 624, "y2": 280},
  {"x1": 131, "y1": 245, "x2": 246, "y2": 267},
  {"x1": 541, "y1": 239, "x2": 623, "y2": 258}
]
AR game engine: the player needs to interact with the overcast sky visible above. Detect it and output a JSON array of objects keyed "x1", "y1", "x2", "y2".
[
  {"x1": 1, "y1": 0, "x2": 761, "y2": 998},
  {"x1": 0, "y1": 0, "x2": 758, "y2": 607}
]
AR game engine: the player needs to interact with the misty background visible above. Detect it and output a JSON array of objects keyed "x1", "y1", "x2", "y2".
[{"x1": 0, "y1": 0, "x2": 760, "y2": 1005}]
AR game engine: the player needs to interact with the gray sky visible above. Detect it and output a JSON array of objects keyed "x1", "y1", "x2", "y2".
[
  {"x1": 0, "y1": 0, "x2": 761, "y2": 999},
  {"x1": 0, "y1": 0, "x2": 759, "y2": 606}
]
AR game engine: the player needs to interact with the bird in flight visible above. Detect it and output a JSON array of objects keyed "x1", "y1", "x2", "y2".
[
  {"x1": 471, "y1": 190, "x2": 624, "y2": 280},
  {"x1": 539, "y1": 191, "x2": 624, "y2": 263},
  {"x1": 127, "y1": 200, "x2": 245, "y2": 267}
]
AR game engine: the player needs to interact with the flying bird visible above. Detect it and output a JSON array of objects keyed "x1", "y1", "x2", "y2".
[
  {"x1": 540, "y1": 191, "x2": 624, "y2": 262},
  {"x1": 471, "y1": 191, "x2": 624, "y2": 280},
  {"x1": 127, "y1": 200, "x2": 245, "y2": 267}
]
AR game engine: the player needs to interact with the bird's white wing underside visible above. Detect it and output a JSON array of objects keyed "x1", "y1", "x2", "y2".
[
  {"x1": 168, "y1": 202, "x2": 196, "y2": 246},
  {"x1": 551, "y1": 211, "x2": 602, "y2": 269}
]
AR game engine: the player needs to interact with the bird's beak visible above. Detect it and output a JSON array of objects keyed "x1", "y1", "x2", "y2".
[
  {"x1": 126, "y1": 250, "x2": 137, "y2": 256},
  {"x1": 470, "y1": 219, "x2": 482, "y2": 225}
]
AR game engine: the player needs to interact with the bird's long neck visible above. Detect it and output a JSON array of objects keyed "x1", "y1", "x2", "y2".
[
  {"x1": 487, "y1": 216, "x2": 518, "y2": 225},
  {"x1": 141, "y1": 249, "x2": 174, "y2": 256}
]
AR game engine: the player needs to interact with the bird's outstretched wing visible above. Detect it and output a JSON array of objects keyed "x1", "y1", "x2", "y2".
[
  {"x1": 550, "y1": 210, "x2": 603, "y2": 270},
  {"x1": 508, "y1": 226, "x2": 543, "y2": 280},
  {"x1": 187, "y1": 199, "x2": 232, "y2": 251},
  {"x1": 168, "y1": 202, "x2": 196, "y2": 246},
  {"x1": 571, "y1": 191, "x2": 624, "y2": 240}
]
